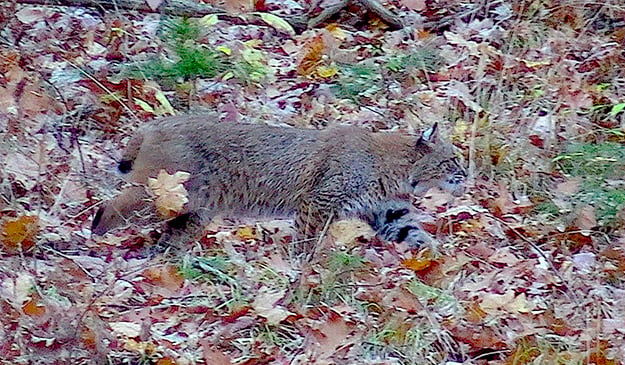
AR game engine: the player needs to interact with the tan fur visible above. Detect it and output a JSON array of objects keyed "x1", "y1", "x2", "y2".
[{"x1": 91, "y1": 115, "x2": 465, "y2": 241}]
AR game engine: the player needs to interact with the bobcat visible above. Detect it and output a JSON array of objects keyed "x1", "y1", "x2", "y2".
[{"x1": 91, "y1": 115, "x2": 465, "y2": 246}]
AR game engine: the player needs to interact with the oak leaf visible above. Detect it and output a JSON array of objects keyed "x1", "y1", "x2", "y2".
[{"x1": 147, "y1": 170, "x2": 190, "y2": 219}]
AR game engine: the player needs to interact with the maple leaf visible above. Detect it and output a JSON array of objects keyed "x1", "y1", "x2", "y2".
[{"x1": 147, "y1": 169, "x2": 190, "y2": 219}]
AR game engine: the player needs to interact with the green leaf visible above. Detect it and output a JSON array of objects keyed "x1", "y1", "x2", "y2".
[
  {"x1": 610, "y1": 102, "x2": 625, "y2": 116},
  {"x1": 154, "y1": 91, "x2": 175, "y2": 115},
  {"x1": 257, "y1": 13, "x2": 295, "y2": 35},
  {"x1": 134, "y1": 98, "x2": 154, "y2": 114},
  {"x1": 199, "y1": 14, "x2": 219, "y2": 27}
]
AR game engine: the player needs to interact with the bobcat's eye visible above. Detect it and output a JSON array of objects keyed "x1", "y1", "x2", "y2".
[{"x1": 410, "y1": 180, "x2": 419, "y2": 188}]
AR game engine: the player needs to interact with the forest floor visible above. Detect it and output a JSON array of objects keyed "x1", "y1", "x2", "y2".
[{"x1": 1, "y1": 0, "x2": 625, "y2": 364}]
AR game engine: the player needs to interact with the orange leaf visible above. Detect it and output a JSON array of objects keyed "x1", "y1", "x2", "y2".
[
  {"x1": 155, "y1": 358, "x2": 176, "y2": 365},
  {"x1": 297, "y1": 35, "x2": 324, "y2": 76},
  {"x1": 1, "y1": 215, "x2": 39, "y2": 253},
  {"x1": 144, "y1": 265, "x2": 184, "y2": 291},
  {"x1": 80, "y1": 327, "x2": 97, "y2": 349},
  {"x1": 401, "y1": 257, "x2": 432, "y2": 272},
  {"x1": 23, "y1": 297, "x2": 46, "y2": 317}
]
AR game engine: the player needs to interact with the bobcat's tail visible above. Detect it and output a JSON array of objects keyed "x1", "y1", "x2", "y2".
[{"x1": 118, "y1": 133, "x2": 144, "y2": 173}]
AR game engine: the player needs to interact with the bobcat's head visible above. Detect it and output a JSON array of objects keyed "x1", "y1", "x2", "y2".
[{"x1": 409, "y1": 123, "x2": 466, "y2": 197}]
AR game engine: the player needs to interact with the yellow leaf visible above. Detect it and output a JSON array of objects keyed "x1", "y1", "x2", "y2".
[
  {"x1": 1, "y1": 215, "x2": 39, "y2": 253},
  {"x1": 317, "y1": 65, "x2": 338, "y2": 78},
  {"x1": 257, "y1": 13, "x2": 295, "y2": 35},
  {"x1": 244, "y1": 39, "x2": 263, "y2": 48},
  {"x1": 216, "y1": 45, "x2": 232, "y2": 55},
  {"x1": 452, "y1": 119, "x2": 468, "y2": 143},
  {"x1": 236, "y1": 226, "x2": 257, "y2": 240},
  {"x1": 325, "y1": 23, "x2": 346, "y2": 41}
]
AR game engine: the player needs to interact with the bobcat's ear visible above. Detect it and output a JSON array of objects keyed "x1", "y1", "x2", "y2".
[{"x1": 416, "y1": 123, "x2": 439, "y2": 146}]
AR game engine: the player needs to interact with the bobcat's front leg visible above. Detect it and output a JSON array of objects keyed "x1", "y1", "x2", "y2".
[
  {"x1": 363, "y1": 200, "x2": 433, "y2": 248},
  {"x1": 295, "y1": 199, "x2": 337, "y2": 252},
  {"x1": 152, "y1": 212, "x2": 205, "y2": 255}
]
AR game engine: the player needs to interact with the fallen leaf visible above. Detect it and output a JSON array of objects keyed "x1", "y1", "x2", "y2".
[
  {"x1": 236, "y1": 225, "x2": 258, "y2": 240},
  {"x1": 401, "y1": 257, "x2": 433, "y2": 272},
  {"x1": 110, "y1": 322, "x2": 142, "y2": 338},
  {"x1": 22, "y1": 297, "x2": 46, "y2": 317},
  {"x1": 143, "y1": 265, "x2": 184, "y2": 291},
  {"x1": 144, "y1": 0, "x2": 163, "y2": 11},
  {"x1": 330, "y1": 218, "x2": 375, "y2": 246},
  {"x1": 316, "y1": 65, "x2": 338, "y2": 78},
  {"x1": 312, "y1": 311, "x2": 355, "y2": 358},
  {"x1": 572, "y1": 252, "x2": 596, "y2": 273},
  {"x1": 402, "y1": 0, "x2": 426, "y2": 11},
  {"x1": 258, "y1": 13, "x2": 295, "y2": 35},
  {"x1": 252, "y1": 288, "x2": 293, "y2": 326},
  {"x1": 148, "y1": 170, "x2": 190, "y2": 218},
  {"x1": 573, "y1": 205, "x2": 597, "y2": 230},
  {"x1": 1, "y1": 215, "x2": 39, "y2": 253}
]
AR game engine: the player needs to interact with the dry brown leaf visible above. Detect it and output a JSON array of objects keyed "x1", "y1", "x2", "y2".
[
  {"x1": 147, "y1": 169, "x2": 190, "y2": 218},
  {"x1": 573, "y1": 205, "x2": 597, "y2": 230},
  {"x1": 297, "y1": 35, "x2": 324, "y2": 77},
  {"x1": 201, "y1": 343, "x2": 233, "y2": 365},
  {"x1": 313, "y1": 312, "x2": 355, "y2": 358},
  {"x1": 556, "y1": 178, "x2": 581, "y2": 195},
  {"x1": 488, "y1": 247, "x2": 521, "y2": 266},
  {"x1": 330, "y1": 218, "x2": 375, "y2": 246},
  {"x1": 480, "y1": 290, "x2": 531, "y2": 314},
  {"x1": 252, "y1": 288, "x2": 293, "y2": 326},
  {"x1": 401, "y1": 0, "x2": 426, "y2": 11}
]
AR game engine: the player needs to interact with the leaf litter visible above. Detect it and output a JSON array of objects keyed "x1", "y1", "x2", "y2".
[{"x1": 1, "y1": 0, "x2": 625, "y2": 364}]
